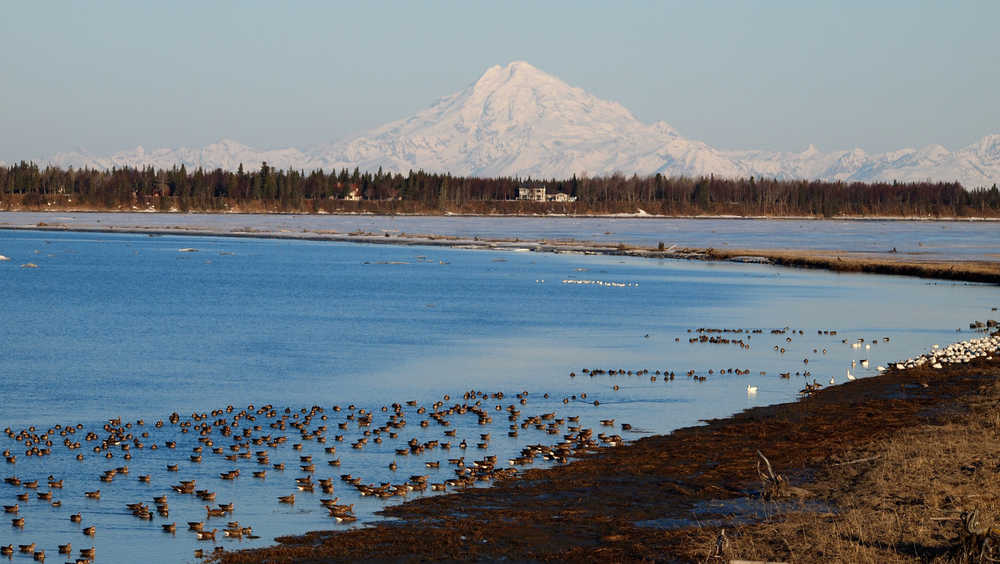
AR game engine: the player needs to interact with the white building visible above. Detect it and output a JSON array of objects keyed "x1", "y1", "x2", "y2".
[{"x1": 518, "y1": 186, "x2": 546, "y2": 201}]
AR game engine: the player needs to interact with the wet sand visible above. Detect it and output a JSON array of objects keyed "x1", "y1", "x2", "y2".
[{"x1": 208, "y1": 348, "x2": 1000, "y2": 563}]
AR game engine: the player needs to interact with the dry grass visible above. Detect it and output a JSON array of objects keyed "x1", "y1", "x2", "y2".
[
  {"x1": 698, "y1": 247, "x2": 1000, "y2": 284},
  {"x1": 699, "y1": 382, "x2": 1000, "y2": 563}
]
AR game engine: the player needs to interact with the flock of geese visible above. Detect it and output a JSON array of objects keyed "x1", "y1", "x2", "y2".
[
  {"x1": 572, "y1": 326, "x2": 902, "y2": 398},
  {"x1": 3, "y1": 325, "x2": 996, "y2": 562},
  {"x1": 2, "y1": 388, "x2": 628, "y2": 562}
]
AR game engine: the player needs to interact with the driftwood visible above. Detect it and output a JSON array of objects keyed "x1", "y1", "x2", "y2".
[
  {"x1": 830, "y1": 454, "x2": 883, "y2": 467},
  {"x1": 957, "y1": 509, "x2": 1000, "y2": 563},
  {"x1": 756, "y1": 450, "x2": 810, "y2": 500}
]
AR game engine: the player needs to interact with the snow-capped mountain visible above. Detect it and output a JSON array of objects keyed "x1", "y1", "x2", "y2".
[
  {"x1": 44, "y1": 62, "x2": 1000, "y2": 188},
  {"x1": 49, "y1": 139, "x2": 318, "y2": 173},
  {"x1": 313, "y1": 61, "x2": 746, "y2": 179}
]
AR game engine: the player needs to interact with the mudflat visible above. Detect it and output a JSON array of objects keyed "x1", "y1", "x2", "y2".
[{"x1": 212, "y1": 342, "x2": 1000, "y2": 563}]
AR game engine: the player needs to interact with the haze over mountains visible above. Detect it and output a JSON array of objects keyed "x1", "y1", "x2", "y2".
[{"x1": 45, "y1": 62, "x2": 1000, "y2": 188}]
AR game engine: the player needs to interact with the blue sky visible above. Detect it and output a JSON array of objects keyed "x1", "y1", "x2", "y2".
[{"x1": 1, "y1": 1, "x2": 997, "y2": 161}]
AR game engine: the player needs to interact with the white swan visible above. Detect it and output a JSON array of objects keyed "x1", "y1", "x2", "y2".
[
  {"x1": 846, "y1": 369, "x2": 855, "y2": 381},
  {"x1": 746, "y1": 385, "x2": 758, "y2": 394}
]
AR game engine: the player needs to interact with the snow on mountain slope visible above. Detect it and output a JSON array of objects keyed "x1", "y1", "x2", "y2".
[
  {"x1": 39, "y1": 62, "x2": 1000, "y2": 188},
  {"x1": 48, "y1": 139, "x2": 317, "y2": 172},
  {"x1": 313, "y1": 61, "x2": 745, "y2": 178}
]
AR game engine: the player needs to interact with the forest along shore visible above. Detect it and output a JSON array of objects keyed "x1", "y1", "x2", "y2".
[
  {"x1": 3, "y1": 223, "x2": 1000, "y2": 284},
  {"x1": 211, "y1": 335, "x2": 1000, "y2": 563}
]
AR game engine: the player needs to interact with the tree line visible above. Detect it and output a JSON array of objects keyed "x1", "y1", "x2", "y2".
[{"x1": 1, "y1": 161, "x2": 998, "y2": 217}]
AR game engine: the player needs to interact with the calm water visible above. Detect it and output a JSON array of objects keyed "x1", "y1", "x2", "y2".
[
  {"x1": 0, "y1": 228, "x2": 996, "y2": 563},
  {"x1": 1, "y1": 212, "x2": 999, "y2": 261}
]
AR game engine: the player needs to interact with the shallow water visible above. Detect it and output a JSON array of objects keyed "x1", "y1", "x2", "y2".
[
  {"x1": 0, "y1": 229, "x2": 996, "y2": 563},
  {"x1": 2, "y1": 212, "x2": 999, "y2": 261}
]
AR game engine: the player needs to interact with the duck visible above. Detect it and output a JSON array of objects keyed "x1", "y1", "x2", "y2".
[
  {"x1": 57, "y1": 543, "x2": 71, "y2": 554},
  {"x1": 195, "y1": 529, "x2": 217, "y2": 541},
  {"x1": 82, "y1": 526, "x2": 96, "y2": 536},
  {"x1": 70, "y1": 513, "x2": 82, "y2": 523},
  {"x1": 0, "y1": 545, "x2": 12, "y2": 556},
  {"x1": 162, "y1": 522, "x2": 176, "y2": 533}
]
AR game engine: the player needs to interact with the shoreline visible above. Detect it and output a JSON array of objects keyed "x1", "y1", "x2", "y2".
[
  {"x1": 212, "y1": 335, "x2": 1000, "y2": 563},
  {"x1": 4, "y1": 208, "x2": 1000, "y2": 221},
  {"x1": 3, "y1": 222, "x2": 1000, "y2": 284}
]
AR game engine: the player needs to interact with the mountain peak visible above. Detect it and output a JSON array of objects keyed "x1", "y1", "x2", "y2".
[
  {"x1": 38, "y1": 62, "x2": 1000, "y2": 187},
  {"x1": 471, "y1": 60, "x2": 565, "y2": 95}
]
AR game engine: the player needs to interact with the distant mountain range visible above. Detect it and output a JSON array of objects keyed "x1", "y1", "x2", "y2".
[{"x1": 44, "y1": 61, "x2": 1000, "y2": 188}]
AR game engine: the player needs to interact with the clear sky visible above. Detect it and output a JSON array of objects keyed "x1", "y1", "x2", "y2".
[{"x1": 1, "y1": 1, "x2": 997, "y2": 161}]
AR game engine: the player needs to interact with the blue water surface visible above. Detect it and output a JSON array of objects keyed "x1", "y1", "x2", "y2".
[{"x1": 0, "y1": 228, "x2": 995, "y2": 563}]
